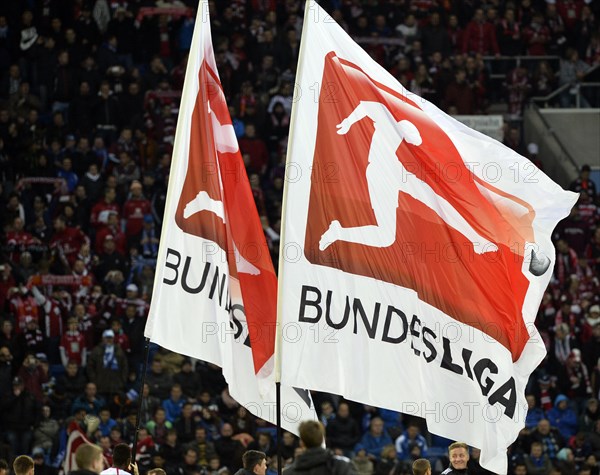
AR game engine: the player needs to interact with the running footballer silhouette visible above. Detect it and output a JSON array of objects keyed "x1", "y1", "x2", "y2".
[{"x1": 319, "y1": 101, "x2": 499, "y2": 255}]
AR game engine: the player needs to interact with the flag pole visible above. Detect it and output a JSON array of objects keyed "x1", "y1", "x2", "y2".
[
  {"x1": 132, "y1": 337, "x2": 151, "y2": 460},
  {"x1": 276, "y1": 382, "x2": 282, "y2": 475}
]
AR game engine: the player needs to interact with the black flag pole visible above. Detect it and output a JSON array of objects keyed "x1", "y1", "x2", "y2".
[
  {"x1": 132, "y1": 337, "x2": 151, "y2": 460},
  {"x1": 276, "y1": 381, "x2": 283, "y2": 475}
]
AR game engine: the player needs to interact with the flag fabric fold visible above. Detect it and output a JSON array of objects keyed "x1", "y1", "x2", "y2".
[
  {"x1": 276, "y1": 1, "x2": 578, "y2": 472},
  {"x1": 145, "y1": 0, "x2": 315, "y2": 434}
]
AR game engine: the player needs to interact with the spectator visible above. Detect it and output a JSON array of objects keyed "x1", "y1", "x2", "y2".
[
  {"x1": 395, "y1": 424, "x2": 428, "y2": 462},
  {"x1": 214, "y1": 423, "x2": 244, "y2": 471},
  {"x1": 559, "y1": 48, "x2": 592, "y2": 107},
  {"x1": 72, "y1": 382, "x2": 105, "y2": 416},
  {"x1": 462, "y1": 9, "x2": 499, "y2": 56},
  {"x1": 355, "y1": 417, "x2": 392, "y2": 462},
  {"x1": 524, "y1": 441, "x2": 553, "y2": 475},
  {"x1": 547, "y1": 394, "x2": 579, "y2": 439},
  {"x1": 163, "y1": 384, "x2": 186, "y2": 424},
  {"x1": 0, "y1": 376, "x2": 38, "y2": 455},
  {"x1": 529, "y1": 419, "x2": 565, "y2": 460},
  {"x1": 172, "y1": 402, "x2": 195, "y2": 445},
  {"x1": 444, "y1": 69, "x2": 475, "y2": 115},
  {"x1": 122, "y1": 180, "x2": 151, "y2": 242},
  {"x1": 87, "y1": 329, "x2": 128, "y2": 401},
  {"x1": 570, "y1": 165, "x2": 597, "y2": 202},
  {"x1": 523, "y1": 12, "x2": 551, "y2": 55},
  {"x1": 327, "y1": 402, "x2": 361, "y2": 458},
  {"x1": 525, "y1": 394, "x2": 545, "y2": 430}
]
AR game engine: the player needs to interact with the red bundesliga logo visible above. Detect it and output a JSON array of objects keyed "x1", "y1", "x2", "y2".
[
  {"x1": 171, "y1": 59, "x2": 278, "y2": 372},
  {"x1": 305, "y1": 53, "x2": 544, "y2": 361},
  {"x1": 175, "y1": 61, "x2": 231, "y2": 251}
]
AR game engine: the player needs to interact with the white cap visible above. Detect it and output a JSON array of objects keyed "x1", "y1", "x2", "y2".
[
  {"x1": 527, "y1": 143, "x2": 539, "y2": 155},
  {"x1": 126, "y1": 283, "x2": 138, "y2": 293}
]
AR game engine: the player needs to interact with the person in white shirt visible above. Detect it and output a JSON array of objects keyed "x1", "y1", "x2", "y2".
[{"x1": 100, "y1": 444, "x2": 137, "y2": 475}]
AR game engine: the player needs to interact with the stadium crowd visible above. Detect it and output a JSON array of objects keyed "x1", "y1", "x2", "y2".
[{"x1": 0, "y1": 1, "x2": 599, "y2": 475}]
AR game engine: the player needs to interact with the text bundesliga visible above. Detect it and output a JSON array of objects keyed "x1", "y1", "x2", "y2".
[
  {"x1": 298, "y1": 285, "x2": 518, "y2": 420},
  {"x1": 162, "y1": 248, "x2": 517, "y2": 419}
]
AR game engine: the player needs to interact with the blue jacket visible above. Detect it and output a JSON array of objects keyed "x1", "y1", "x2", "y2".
[
  {"x1": 355, "y1": 431, "x2": 393, "y2": 460},
  {"x1": 395, "y1": 431, "x2": 428, "y2": 460},
  {"x1": 547, "y1": 395, "x2": 578, "y2": 439},
  {"x1": 162, "y1": 397, "x2": 185, "y2": 423},
  {"x1": 525, "y1": 407, "x2": 545, "y2": 429}
]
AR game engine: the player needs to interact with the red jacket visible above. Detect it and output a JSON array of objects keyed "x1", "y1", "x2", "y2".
[
  {"x1": 50, "y1": 227, "x2": 89, "y2": 266},
  {"x1": 239, "y1": 137, "x2": 269, "y2": 173},
  {"x1": 95, "y1": 225, "x2": 127, "y2": 254},
  {"x1": 90, "y1": 199, "x2": 121, "y2": 229},
  {"x1": 122, "y1": 198, "x2": 151, "y2": 238},
  {"x1": 462, "y1": 21, "x2": 499, "y2": 55}
]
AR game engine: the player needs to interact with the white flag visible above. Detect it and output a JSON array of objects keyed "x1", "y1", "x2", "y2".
[
  {"x1": 145, "y1": 0, "x2": 315, "y2": 434},
  {"x1": 277, "y1": 1, "x2": 578, "y2": 472}
]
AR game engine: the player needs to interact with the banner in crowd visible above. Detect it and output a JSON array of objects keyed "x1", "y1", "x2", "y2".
[
  {"x1": 28, "y1": 274, "x2": 93, "y2": 287},
  {"x1": 16, "y1": 177, "x2": 68, "y2": 193},
  {"x1": 452, "y1": 115, "x2": 504, "y2": 142},
  {"x1": 145, "y1": 0, "x2": 315, "y2": 433},
  {"x1": 276, "y1": 1, "x2": 578, "y2": 472}
]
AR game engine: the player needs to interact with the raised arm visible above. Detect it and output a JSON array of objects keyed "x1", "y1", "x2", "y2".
[{"x1": 336, "y1": 101, "x2": 391, "y2": 134}]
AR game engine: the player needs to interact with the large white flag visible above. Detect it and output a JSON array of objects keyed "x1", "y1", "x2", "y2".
[
  {"x1": 277, "y1": 1, "x2": 578, "y2": 472},
  {"x1": 145, "y1": 0, "x2": 315, "y2": 433}
]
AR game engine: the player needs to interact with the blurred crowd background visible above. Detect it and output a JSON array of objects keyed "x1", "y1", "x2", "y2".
[{"x1": 0, "y1": 1, "x2": 599, "y2": 475}]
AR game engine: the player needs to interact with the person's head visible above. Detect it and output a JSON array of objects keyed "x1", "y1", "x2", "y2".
[
  {"x1": 407, "y1": 423, "x2": 420, "y2": 439},
  {"x1": 513, "y1": 463, "x2": 527, "y2": 475},
  {"x1": 75, "y1": 444, "x2": 104, "y2": 473},
  {"x1": 530, "y1": 441, "x2": 543, "y2": 457},
  {"x1": 298, "y1": 420, "x2": 325, "y2": 448},
  {"x1": 147, "y1": 469, "x2": 166, "y2": 475},
  {"x1": 337, "y1": 402, "x2": 349, "y2": 418},
  {"x1": 412, "y1": 458, "x2": 431, "y2": 475},
  {"x1": 85, "y1": 382, "x2": 97, "y2": 399},
  {"x1": 581, "y1": 164, "x2": 591, "y2": 180},
  {"x1": 242, "y1": 450, "x2": 267, "y2": 475},
  {"x1": 13, "y1": 456, "x2": 34, "y2": 475},
  {"x1": 99, "y1": 407, "x2": 111, "y2": 423},
  {"x1": 448, "y1": 442, "x2": 469, "y2": 470},
  {"x1": 370, "y1": 417, "x2": 384, "y2": 435},
  {"x1": 183, "y1": 448, "x2": 198, "y2": 466},
  {"x1": 154, "y1": 407, "x2": 166, "y2": 423},
  {"x1": 166, "y1": 384, "x2": 181, "y2": 402},
  {"x1": 321, "y1": 401, "x2": 333, "y2": 416},
  {"x1": 0, "y1": 459, "x2": 9, "y2": 475},
  {"x1": 195, "y1": 426, "x2": 207, "y2": 441},
  {"x1": 220, "y1": 423, "x2": 233, "y2": 438},
  {"x1": 112, "y1": 443, "x2": 131, "y2": 469},
  {"x1": 130, "y1": 180, "x2": 143, "y2": 198},
  {"x1": 257, "y1": 432, "x2": 271, "y2": 447}
]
